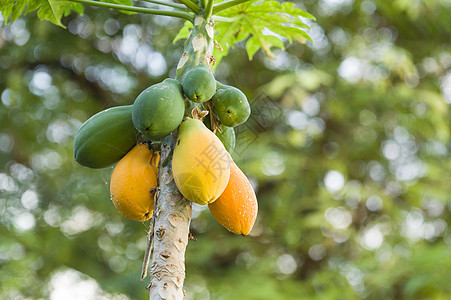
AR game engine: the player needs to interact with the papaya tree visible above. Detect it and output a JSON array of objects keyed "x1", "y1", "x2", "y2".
[{"x1": 0, "y1": 0, "x2": 314, "y2": 298}]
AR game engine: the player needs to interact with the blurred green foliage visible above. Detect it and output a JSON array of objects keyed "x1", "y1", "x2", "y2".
[{"x1": 1, "y1": 1, "x2": 450, "y2": 299}]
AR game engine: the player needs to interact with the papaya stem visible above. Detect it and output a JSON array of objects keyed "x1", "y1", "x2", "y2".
[
  {"x1": 69, "y1": 0, "x2": 195, "y2": 21},
  {"x1": 147, "y1": 14, "x2": 216, "y2": 299},
  {"x1": 203, "y1": 0, "x2": 214, "y2": 20},
  {"x1": 176, "y1": 0, "x2": 201, "y2": 13},
  {"x1": 176, "y1": 15, "x2": 215, "y2": 80},
  {"x1": 213, "y1": 0, "x2": 250, "y2": 14},
  {"x1": 147, "y1": 134, "x2": 192, "y2": 299},
  {"x1": 141, "y1": 0, "x2": 186, "y2": 10},
  {"x1": 206, "y1": 101, "x2": 220, "y2": 133}
]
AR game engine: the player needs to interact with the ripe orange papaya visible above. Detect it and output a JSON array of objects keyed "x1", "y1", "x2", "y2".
[
  {"x1": 110, "y1": 144, "x2": 160, "y2": 222},
  {"x1": 172, "y1": 119, "x2": 230, "y2": 205},
  {"x1": 208, "y1": 158, "x2": 258, "y2": 235}
]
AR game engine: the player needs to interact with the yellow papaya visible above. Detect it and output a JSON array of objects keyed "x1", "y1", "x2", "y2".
[
  {"x1": 110, "y1": 144, "x2": 160, "y2": 222},
  {"x1": 208, "y1": 158, "x2": 258, "y2": 235},
  {"x1": 172, "y1": 119, "x2": 230, "y2": 205}
]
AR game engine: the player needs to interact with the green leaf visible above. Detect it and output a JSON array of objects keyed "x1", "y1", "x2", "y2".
[
  {"x1": 213, "y1": 20, "x2": 248, "y2": 64},
  {"x1": 0, "y1": 0, "x2": 28, "y2": 24},
  {"x1": 214, "y1": 0, "x2": 314, "y2": 62},
  {"x1": 0, "y1": 0, "x2": 84, "y2": 27},
  {"x1": 173, "y1": 20, "x2": 192, "y2": 44}
]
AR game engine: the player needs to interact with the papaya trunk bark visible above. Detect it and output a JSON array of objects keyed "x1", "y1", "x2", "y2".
[
  {"x1": 147, "y1": 15, "x2": 215, "y2": 299},
  {"x1": 148, "y1": 134, "x2": 192, "y2": 300}
]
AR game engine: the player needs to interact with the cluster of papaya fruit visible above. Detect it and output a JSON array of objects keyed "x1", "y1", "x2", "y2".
[{"x1": 73, "y1": 63, "x2": 257, "y2": 235}]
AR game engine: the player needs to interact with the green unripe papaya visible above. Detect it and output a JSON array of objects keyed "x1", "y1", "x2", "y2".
[
  {"x1": 215, "y1": 124, "x2": 236, "y2": 153},
  {"x1": 73, "y1": 105, "x2": 139, "y2": 169},
  {"x1": 182, "y1": 63, "x2": 216, "y2": 103},
  {"x1": 212, "y1": 87, "x2": 250, "y2": 127},
  {"x1": 132, "y1": 78, "x2": 185, "y2": 140},
  {"x1": 204, "y1": 117, "x2": 236, "y2": 153},
  {"x1": 215, "y1": 81, "x2": 230, "y2": 91}
]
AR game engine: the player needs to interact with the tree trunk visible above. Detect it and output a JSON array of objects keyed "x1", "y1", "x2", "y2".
[
  {"x1": 146, "y1": 14, "x2": 214, "y2": 299},
  {"x1": 148, "y1": 134, "x2": 192, "y2": 300}
]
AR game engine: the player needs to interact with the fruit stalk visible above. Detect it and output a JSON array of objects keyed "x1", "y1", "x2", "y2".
[{"x1": 147, "y1": 14, "x2": 214, "y2": 300}]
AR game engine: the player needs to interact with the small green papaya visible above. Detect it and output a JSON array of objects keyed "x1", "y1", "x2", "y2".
[
  {"x1": 73, "y1": 105, "x2": 139, "y2": 169},
  {"x1": 182, "y1": 63, "x2": 216, "y2": 103},
  {"x1": 212, "y1": 87, "x2": 250, "y2": 127},
  {"x1": 132, "y1": 78, "x2": 185, "y2": 140},
  {"x1": 172, "y1": 119, "x2": 230, "y2": 205},
  {"x1": 215, "y1": 80, "x2": 230, "y2": 91},
  {"x1": 215, "y1": 124, "x2": 236, "y2": 153},
  {"x1": 203, "y1": 117, "x2": 235, "y2": 153}
]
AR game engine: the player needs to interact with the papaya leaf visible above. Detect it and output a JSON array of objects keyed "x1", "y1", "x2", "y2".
[
  {"x1": 0, "y1": 0, "x2": 28, "y2": 24},
  {"x1": 214, "y1": 0, "x2": 314, "y2": 62},
  {"x1": 0, "y1": 0, "x2": 135, "y2": 27},
  {"x1": 0, "y1": 0, "x2": 84, "y2": 27},
  {"x1": 173, "y1": 20, "x2": 192, "y2": 44}
]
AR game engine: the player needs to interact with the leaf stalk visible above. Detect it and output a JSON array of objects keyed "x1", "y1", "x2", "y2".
[
  {"x1": 69, "y1": 0, "x2": 194, "y2": 21},
  {"x1": 141, "y1": 0, "x2": 186, "y2": 10},
  {"x1": 213, "y1": 0, "x2": 251, "y2": 14},
  {"x1": 204, "y1": 0, "x2": 214, "y2": 20},
  {"x1": 177, "y1": 0, "x2": 201, "y2": 13}
]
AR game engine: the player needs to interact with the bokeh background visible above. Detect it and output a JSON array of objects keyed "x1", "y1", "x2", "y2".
[{"x1": 1, "y1": 0, "x2": 451, "y2": 299}]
